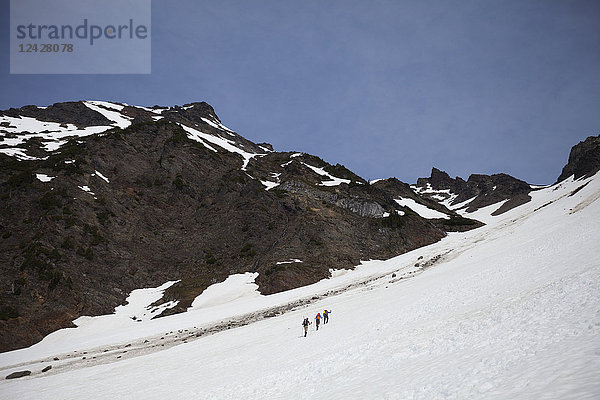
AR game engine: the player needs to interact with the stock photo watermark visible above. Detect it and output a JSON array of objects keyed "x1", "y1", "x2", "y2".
[{"x1": 10, "y1": 0, "x2": 151, "y2": 74}]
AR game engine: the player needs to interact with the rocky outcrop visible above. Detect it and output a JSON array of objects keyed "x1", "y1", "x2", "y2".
[
  {"x1": 2, "y1": 102, "x2": 112, "y2": 127},
  {"x1": 416, "y1": 168, "x2": 532, "y2": 214},
  {"x1": 463, "y1": 173, "x2": 531, "y2": 213},
  {"x1": 416, "y1": 168, "x2": 468, "y2": 194},
  {"x1": 372, "y1": 177, "x2": 483, "y2": 232},
  {"x1": 5, "y1": 370, "x2": 31, "y2": 379},
  {"x1": 557, "y1": 134, "x2": 600, "y2": 182},
  {"x1": 280, "y1": 180, "x2": 386, "y2": 218}
]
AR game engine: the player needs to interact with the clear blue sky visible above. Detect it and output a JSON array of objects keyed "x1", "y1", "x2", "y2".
[{"x1": 1, "y1": 0, "x2": 599, "y2": 184}]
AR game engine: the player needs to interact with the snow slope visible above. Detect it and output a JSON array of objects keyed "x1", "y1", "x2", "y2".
[
  {"x1": 0, "y1": 114, "x2": 113, "y2": 159},
  {"x1": 179, "y1": 124, "x2": 264, "y2": 170},
  {"x1": 302, "y1": 162, "x2": 352, "y2": 186},
  {"x1": 394, "y1": 197, "x2": 450, "y2": 219},
  {"x1": 83, "y1": 101, "x2": 132, "y2": 129},
  {"x1": 1, "y1": 172, "x2": 599, "y2": 399}
]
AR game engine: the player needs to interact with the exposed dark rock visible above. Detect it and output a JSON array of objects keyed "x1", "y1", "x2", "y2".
[
  {"x1": 6, "y1": 370, "x2": 31, "y2": 379},
  {"x1": 370, "y1": 177, "x2": 482, "y2": 231},
  {"x1": 416, "y1": 168, "x2": 532, "y2": 215},
  {"x1": 463, "y1": 174, "x2": 531, "y2": 213},
  {"x1": 257, "y1": 143, "x2": 274, "y2": 151},
  {"x1": 569, "y1": 182, "x2": 590, "y2": 197},
  {"x1": 373, "y1": 177, "x2": 456, "y2": 216},
  {"x1": 1, "y1": 102, "x2": 112, "y2": 127},
  {"x1": 416, "y1": 167, "x2": 467, "y2": 193},
  {"x1": 557, "y1": 134, "x2": 600, "y2": 182},
  {"x1": 42, "y1": 365, "x2": 52, "y2": 372}
]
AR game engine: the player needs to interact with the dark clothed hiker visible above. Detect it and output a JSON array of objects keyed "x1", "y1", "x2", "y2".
[{"x1": 302, "y1": 318, "x2": 310, "y2": 337}]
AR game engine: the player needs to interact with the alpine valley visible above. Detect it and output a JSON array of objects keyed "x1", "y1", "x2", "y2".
[{"x1": 0, "y1": 101, "x2": 598, "y2": 399}]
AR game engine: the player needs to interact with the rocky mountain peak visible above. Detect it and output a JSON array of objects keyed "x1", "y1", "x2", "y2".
[
  {"x1": 557, "y1": 134, "x2": 600, "y2": 182},
  {"x1": 416, "y1": 167, "x2": 466, "y2": 190},
  {"x1": 415, "y1": 168, "x2": 532, "y2": 216},
  {"x1": 2, "y1": 101, "x2": 114, "y2": 127}
]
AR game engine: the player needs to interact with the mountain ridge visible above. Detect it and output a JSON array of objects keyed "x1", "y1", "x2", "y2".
[
  {"x1": 0, "y1": 100, "x2": 470, "y2": 351},
  {"x1": 0, "y1": 100, "x2": 597, "y2": 352}
]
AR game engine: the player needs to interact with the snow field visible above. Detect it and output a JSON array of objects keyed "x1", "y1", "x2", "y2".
[
  {"x1": 0, "y1": 172, "x2": 599, "y2": 399},
  {"x1": 35, "y1": 173, "x2": 54, "y2": 182},
  {"x1": 394, "y1": 197, "x2": 450, "y2": 219},
  {"x1": 0, "y1": 115, "x2": 113, "y2": 159},
  {"x1": 83, "y1": 102, "x2": 132, "y2": 129}
]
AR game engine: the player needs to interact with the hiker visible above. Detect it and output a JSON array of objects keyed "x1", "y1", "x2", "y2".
[
  {"x1": 302, "y1": 317, "x2": 310, "y2": 337},
  {"x1": 323, "y1": 309, "x2": 330, "y2": 324},
  {"x1": 315, "y1": 312, "x2": 321, "y2": 330}
]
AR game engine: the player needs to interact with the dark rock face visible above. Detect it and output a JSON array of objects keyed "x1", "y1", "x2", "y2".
[
  {"x1": 2, "y1": 102, "x2": 113, "y2": 127},
  {"x1": 416, "y1": 168, "x2": 475, "y2": 204},
  {"x1": 257, "y1": 143, "x2": 274, "y2": 151},
  {"x1": 6, "y1": 370, "x2": 31, "y2": 379},
  {"x1": 372, "y1": 177, "x2": 483, "y2": 232},
  {"x1": 464, "y1": 174, "x2": 532, "y2": 213},
  {"x1": 416, "y1": 168, "x2": 532, "y2": 214},
  {"x1": 417, "y1": 168, "x2": 467, "y2": 193},
  {"x1": 0, "y1": 101, "x2": 463, "y2": 352},
  {"x1": 557, "y1": 134, "x2": 600, "y2": 182}
]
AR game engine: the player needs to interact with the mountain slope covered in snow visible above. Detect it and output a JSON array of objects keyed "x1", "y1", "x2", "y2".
[
  {"x1": 1, "y1": 100, "x2": 598, "y2": 398},
  {"x1": 1, "y1": 157, "x2": 598, "y2": 399}
]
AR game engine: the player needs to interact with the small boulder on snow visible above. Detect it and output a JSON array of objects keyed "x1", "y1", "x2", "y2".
[{"x1": 6, "y1": 370, "x2": 31, "y2": 379}]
